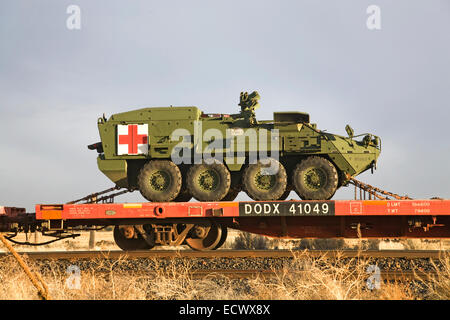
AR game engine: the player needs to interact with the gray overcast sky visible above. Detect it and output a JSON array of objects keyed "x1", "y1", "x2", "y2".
[{"x1": 1, "y1": 0, "x2": 449, "y2": 211}]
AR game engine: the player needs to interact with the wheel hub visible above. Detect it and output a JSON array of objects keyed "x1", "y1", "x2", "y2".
[
  {"x1": 304, "y1": 167, "x2": 326, "y2": 191},
  {"x1": 198, "y1": 170, "x2": 219, "y2": 191},
  {"x1": 149, "y1": 170, "x2": 171, "y2": 191},
  {"x1": 254, "y1": 170, "x2": 275, "y2": 190},
  {"x1": 120, "y1": 226, "x2": 135, "y2": 239},
  {"x1": 193, "y1": 225, "x2": 208, "y2": 239}
]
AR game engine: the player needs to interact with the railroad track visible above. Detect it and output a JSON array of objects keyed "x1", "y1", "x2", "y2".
[
  {"x1": 1, "y1": 250, "x2": 446, "y2": 282},
  {"x1": 1, "y1": 249, "x2": 447, "y2": 260},
  {"x1": 187, "y1": 269, "x2": 439, "y2": 281}
]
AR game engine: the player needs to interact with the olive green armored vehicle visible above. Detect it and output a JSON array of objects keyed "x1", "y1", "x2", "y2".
[{"x1": 88, "y1": 91, "x2": 381, "y2": 202}]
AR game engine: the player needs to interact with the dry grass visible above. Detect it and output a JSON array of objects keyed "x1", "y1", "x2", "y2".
[
  {"x1": 0, "y1": 250, "x2": 448, "y2": 300},
  {"x1": 0, "y1": 255, "x2": 244, "y2": 300},
  {"x1": 1, "y1": 230, "x2": 449, "y2": 300},
  {"x1": 416, "y1": 252, "x2": 450, "y2": 299},
  {"x1": 246, "y1": 251, "x2": 415, "y2": 300}
]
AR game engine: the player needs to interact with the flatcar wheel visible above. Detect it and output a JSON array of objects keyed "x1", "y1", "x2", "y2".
[
  {"x1": 293, "y1": 156, "x2": 338, "y2": 200},
  {"x1": 137, "y1": 160, "x2": 182, "y2": 202},
  {"x1": 187, "y1": 162, "x2": 231, "y2": 201},
  {"x1": 243, "y1": 159, "x2": 287, "y2": 201},
  {"x1": 113, "y1": 226, "x2": 154, "y2": 251},
  {"x1": 212, "y1": 226, "x2": 228, "y2": 250},
  {"x1": 185, "y1": 221, "x2": 222, "y2": 251}
]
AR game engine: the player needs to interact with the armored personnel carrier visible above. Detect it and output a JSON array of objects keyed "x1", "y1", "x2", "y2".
[{"x1": 88, "y1": 91, "x2": 381, "y2": 202}]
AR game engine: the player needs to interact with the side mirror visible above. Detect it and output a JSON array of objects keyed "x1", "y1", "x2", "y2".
[{"x1": 345, "y1": 125, "x2": 354, "y2": 138}]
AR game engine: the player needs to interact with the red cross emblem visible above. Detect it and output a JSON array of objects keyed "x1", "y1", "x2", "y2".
[{"x1": 117, "y1": 124, "x2": 148, "y2": 155}]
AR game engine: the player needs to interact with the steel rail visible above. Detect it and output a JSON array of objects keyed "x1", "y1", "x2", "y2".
[{"x1": 0, "y1": 249, "x2": 447, "y2": 260}]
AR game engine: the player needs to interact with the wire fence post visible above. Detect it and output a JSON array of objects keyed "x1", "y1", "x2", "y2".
[{"x1": 89, "y1": 231, "x2": 95, "y2": 250}]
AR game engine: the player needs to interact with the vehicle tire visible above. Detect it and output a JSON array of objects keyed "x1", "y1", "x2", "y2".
[
  {"x1": 293, "y1": 156, "x2": 338, "y2": 200},
  {"x1": 278, "y1": 186, "x2": 293, "y2": 200},
  {"x1": 221, "y1": 187, "x2": 240, "y2": 201},
  {"x1": 243, "y1": 158, "x2": 287, "y2": 201},
  {"x1": 173, "y1": 165, "x2": 192, "y2": 202},
  {"x1": 187, "y1": 162, "x2": 231, "y2": 201},
  {"x1": 137, "y1": 160, "x2": 182, "y2": 202},
  {"x1": 173, "y1": 191, "x2": 192, "y2": 202}
]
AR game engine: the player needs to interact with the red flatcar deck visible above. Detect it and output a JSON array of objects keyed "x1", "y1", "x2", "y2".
[
  {"x1": 30, "y1": 199, "x2": 450, "y2": 239},
  {"x1": 2, "y1": 199, "x2": 450, "y2": 240},
  {"x1": 36, "y1": 199, "x2": 450, "y2": 220}
]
